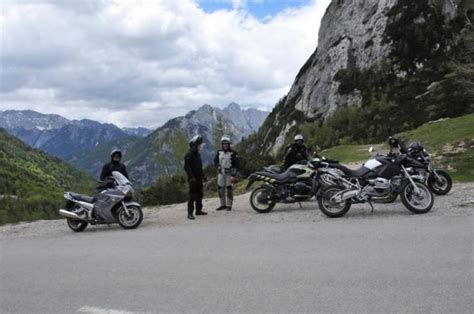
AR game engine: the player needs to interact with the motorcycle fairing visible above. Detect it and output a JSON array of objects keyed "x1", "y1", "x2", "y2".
[{"x1": 93, "y1": 189, "x2": 126, "y2": 223}]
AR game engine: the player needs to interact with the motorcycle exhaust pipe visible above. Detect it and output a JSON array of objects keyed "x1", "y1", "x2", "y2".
[{"x1": 59, "y1": 209, "x2": 85, "y2": 221}]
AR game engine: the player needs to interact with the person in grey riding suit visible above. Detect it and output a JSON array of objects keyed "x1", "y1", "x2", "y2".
[{"x1": 214, "y1": 136, "x2": 239, "y2": 211}]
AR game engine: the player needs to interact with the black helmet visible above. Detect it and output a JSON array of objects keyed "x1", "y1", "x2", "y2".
[
  {"x1": 110, "y1": 148, "x2": 122, "y2": 158},
  {"x1": 388, "y1": 136, "x2": 399, "y2": 148},
  {"x1": 189, "y1": 135, "x2": 203, "y2": 147},
  {"x1": 408, "y1": 142, "x2": 423, "y2": 153}
]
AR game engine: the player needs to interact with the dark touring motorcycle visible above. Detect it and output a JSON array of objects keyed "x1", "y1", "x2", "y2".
[
  {"x1": 316, "y1": 144, "x2": 434, "y2": 218},
  {"x1": 405, "y1": 142, "x2": 452, "y2": 195},
  {"x1": 246, "y1": 160, "x2": 320, "y2": 213},
  {"x1": 59, "y1": 171, "x2": 143, "y2": 232}
]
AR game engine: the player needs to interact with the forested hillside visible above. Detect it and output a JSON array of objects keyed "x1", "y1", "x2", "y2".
[{"x1": 0, "y1": 129, "x2": 94, "y2": 224}]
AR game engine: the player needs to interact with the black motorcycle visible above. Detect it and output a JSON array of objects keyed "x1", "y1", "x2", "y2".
[
  {"x1": 59, "y1": 171, "x2": 143, "y2": 232},
  {"x1": 316, "y1": 142, "x2": 434, "y2": 218},
  {"x1": 246, "y1": 160, "x2": 319, "y2": 213},
  {"x1": 405, "y1": 142, "x2": 452, "y2": 195}
]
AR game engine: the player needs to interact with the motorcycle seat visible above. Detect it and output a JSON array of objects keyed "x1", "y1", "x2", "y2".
[
  {"x1": 331, "y1": 164, "x2": 372, "y2": 178},
  {"x1": 256, "y1": 170, "x2": 296, "y2": 183},
  {"x1": 69, "y1": 192, "x2": 95, "y2": 203}
]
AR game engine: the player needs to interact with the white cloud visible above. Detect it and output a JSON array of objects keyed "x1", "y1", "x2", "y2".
[{"x1": 0, "y1": 0, "x2": 330, "y2": 128}]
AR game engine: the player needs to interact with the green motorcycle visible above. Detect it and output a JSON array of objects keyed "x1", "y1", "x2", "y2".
[{"x1": 246, "y1": 160, "x2": 320, "y2": 213}]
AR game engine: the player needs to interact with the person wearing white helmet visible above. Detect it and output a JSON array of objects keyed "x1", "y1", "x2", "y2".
[
  {"x1": 283, "y1": 134, "x2": 309, "y2": 169},
  {"x1": 214, "y1": 136, "x2": 239, "y2": 211},
  {"x1": 184, "y1": 135, "x2": 208, "y2": 220}
]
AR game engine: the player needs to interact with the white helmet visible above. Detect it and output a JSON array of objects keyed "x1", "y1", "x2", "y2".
[
  {"x1": 294, "y1": 134, "x2": 304, "y2": 141},
  {"x1": 221, "y1": 136, "x2": 231, "y2": 144}
]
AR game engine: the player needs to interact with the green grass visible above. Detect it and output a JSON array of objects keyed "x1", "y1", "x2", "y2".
[
  {"x1": 320, "y1": 114, "x2": 474, "y2": 181},
  {"x1": 322, "y1": 143, "x2": 387, "y2": 164}
]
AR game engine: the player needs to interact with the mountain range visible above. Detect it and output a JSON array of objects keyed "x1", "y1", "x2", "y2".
[
  {"x1": 0, "y1": 110, "x2": 151, "y2": 159},
  {"x1": 68, "y1": 103, "x2": 269, "y2": 186},
  {"x1": 0, "y1": 103, "x2": 268, "y2": 186}
]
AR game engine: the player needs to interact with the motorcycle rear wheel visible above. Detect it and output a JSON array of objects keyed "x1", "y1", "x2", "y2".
[
  {"x1": 428, "y1": 170, "x2": 452, "y2": 195},
  {"x1": 67, "y1": 218, "x2": 88, "y2": 232},
  {"x1": 118, "y1": 205, "x2": 143, "y2": 229},
  {"x1": 400, "y1": 182, "x2": 433, "y2": 214},
  {"x1": 318, "y1": 186, "x2": 351, "y2": 218},
  {"x1": 250, "y1": 187, "x2": 276, "y2": 213}
]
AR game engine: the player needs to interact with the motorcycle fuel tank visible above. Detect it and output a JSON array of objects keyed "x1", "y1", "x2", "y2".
[{"x1": 364, "y1": 159, "x2": 383, "y2": 170}]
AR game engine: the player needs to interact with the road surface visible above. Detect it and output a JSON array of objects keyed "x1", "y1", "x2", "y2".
[{"x1": 1, "y1": 183, "x2": 473, "y2": 313}]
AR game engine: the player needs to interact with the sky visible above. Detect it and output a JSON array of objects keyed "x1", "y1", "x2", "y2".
[{"x1": 0, "y1": 0, "x2": 331, "y2": 128}]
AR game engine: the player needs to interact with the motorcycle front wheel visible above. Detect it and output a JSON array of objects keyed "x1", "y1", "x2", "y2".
[
  {"x1": 250, "y1": 187, "x2": 276, "y2": 213},
  {"x1": 400, "y1": 182, "x2": 434, "y2": 214},
  {"x1": 427, "y1": 170, "x2": 452, "y2": 195},
  {"x1": 317, "y1": 186, "x2": 351, "y2": 218},
  {"x1": 118, "y1": 205, "x2": 143, "y2": 229}
]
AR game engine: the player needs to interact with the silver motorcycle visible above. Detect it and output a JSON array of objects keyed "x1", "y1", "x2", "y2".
[
  {"x1": 316, "y1": 147, "x2": 434, "y2": 218},
  {"x1": 59, "y1": 171, "x2": 143, "y2": 232}
]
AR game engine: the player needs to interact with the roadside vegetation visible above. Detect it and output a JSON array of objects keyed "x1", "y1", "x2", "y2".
[{"x1": 0, "y1": 129, "x2": 95, "y2": 225}]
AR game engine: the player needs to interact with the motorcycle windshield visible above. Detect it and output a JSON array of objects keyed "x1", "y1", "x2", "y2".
[{"x1": 112, "y1": 171, "x2": 131, "y2": 186}]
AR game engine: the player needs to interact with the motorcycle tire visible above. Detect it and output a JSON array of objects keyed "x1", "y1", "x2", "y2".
[
  {"x1": 250, "y1": 186, "x2": 276, "y2": 213},
  {"x1": 118, "y1": 205, "x2": 143, "y2": 229},
  {"x1": 427, "y1": 170, "x2": 452, "y2": 195},
  {"x1": 317, "y1": 186, "x2": 351, "y2": 218},
  {"x1": 67, "y1": 218, "x2": 88, "y2": 232},
  {"x1": 400, "y1": 182, "x2": 434, "y2": 214}
]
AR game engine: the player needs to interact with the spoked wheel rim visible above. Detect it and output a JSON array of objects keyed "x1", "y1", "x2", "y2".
[
  {"x1": 67, "y1": 219, "x2": 82, "y2": 228},
  {"x1": 431, "y1": 175, "x2": 448, "y2": 192},
  {"x1": 118, "y1": 206, "x2": 141, "y2": 227},
  {"x1": 66, "y1": 206, "x2": 88, "y2": 231},
  {"x1": 251, "y1": 189, "x2": 273, "y2": 211},
  {"x1": 321, "y1": 188, "x2": 347, "y2": 214},
  {"x1": 404, "y1": 183, "x2": 432, "y2": 210}
]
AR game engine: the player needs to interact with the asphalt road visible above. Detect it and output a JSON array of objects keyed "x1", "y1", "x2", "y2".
[{"x1": 1, "y1": 188, "x2": 473, "y2": 313}]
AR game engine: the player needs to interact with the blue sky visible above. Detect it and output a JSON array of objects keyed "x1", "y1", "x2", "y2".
[{"x1": 199, "y1": 0, "x2": 313, "y2": 19}]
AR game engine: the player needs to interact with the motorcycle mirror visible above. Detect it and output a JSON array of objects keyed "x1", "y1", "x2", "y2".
[{"x1": 369, "y1": 146, "x2": 374, "y2": 153}]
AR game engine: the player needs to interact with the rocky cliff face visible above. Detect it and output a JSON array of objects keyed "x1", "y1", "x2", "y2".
[{"x1": 244, "y1": 0, "x2": 469, "y2": 156}]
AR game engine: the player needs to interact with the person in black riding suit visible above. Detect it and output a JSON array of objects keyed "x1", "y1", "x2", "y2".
[
  {"x1": 100, "y1": 149, "x2": 129, "y2": 181},
  {"x1": 184, "y1": 135, "x2": 208, "y2": 220},
  {"x1": 283, "y1": 134, "x2": 309, "y2": 169}
]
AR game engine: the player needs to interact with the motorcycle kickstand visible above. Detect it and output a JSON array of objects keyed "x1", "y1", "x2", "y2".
[
  {"x1": 368, "y1": 200, "x2": 375, "y2": 213},
  {"x1": 298, "y1": 202, "x2": 302, "y2": 208}
]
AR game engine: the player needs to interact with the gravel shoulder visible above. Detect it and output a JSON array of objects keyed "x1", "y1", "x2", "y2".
[{"x1": 1, "y1": 183, "x2": 473, "y2": 240}]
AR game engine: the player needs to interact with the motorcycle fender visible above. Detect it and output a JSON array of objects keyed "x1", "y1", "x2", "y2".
[
  {"x1": 246, "y1": 174, "x2": 258, "y2": 190},
  {"x1": 123, "y1": 202, "x2": 141, "y2": 209}
]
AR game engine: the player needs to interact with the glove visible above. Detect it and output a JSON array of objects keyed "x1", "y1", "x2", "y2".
[{"x1": 230, "y1": 176, "x2": 236, "y2": 184}]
